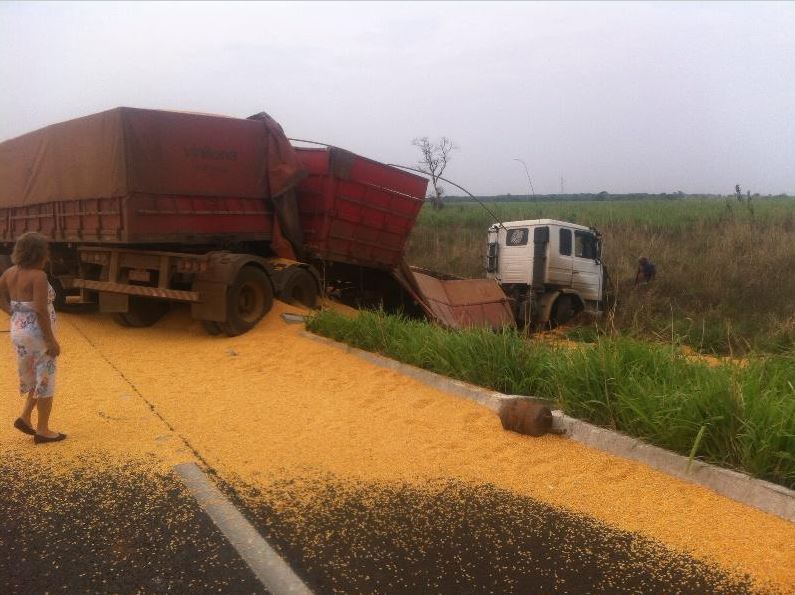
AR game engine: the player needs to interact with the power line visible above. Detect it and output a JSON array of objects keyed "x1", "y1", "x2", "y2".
[{"x1": 513, "y1": 159, "x2": 536, "y2": 199}]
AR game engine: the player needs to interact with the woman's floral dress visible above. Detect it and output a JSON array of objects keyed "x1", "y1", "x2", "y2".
[{"x1": 10, "y1": 283, "x2": 57, "y2": 398}]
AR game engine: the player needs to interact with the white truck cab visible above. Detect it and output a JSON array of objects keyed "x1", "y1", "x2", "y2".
[{"x1": 486, "y1": 219, "x2": 604, "y2": 326}]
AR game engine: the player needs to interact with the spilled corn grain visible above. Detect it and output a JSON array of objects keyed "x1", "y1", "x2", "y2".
[
  {"x1": 235, "y1": 475, "x2": 761, "y2": 593},
  {"x1": 2, "y1": 305, "x2": 794, "y2": 592}
]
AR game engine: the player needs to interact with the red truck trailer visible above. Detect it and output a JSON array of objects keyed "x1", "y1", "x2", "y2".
[{"x1": 0, "y1": 107, "x2": 513, "y2": 334}]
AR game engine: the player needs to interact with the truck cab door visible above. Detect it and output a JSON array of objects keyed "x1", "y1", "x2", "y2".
[
  {"x1": 572, "y1": 230, "x2": 603, "y2": 301},
  {"x1": 547, "y1": 226, "x2": 574, "y2": 287},
  {"x1": 496, "y1": 226, "x2": 533, "y2": 285}
]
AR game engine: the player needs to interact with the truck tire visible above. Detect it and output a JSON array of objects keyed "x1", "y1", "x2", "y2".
[
  {"x1": 279, "y1": 267, "x2": 318, "y2": 308},
  {"x1": 551, "y1": 295, "x2": 576, "y2": 327},
  {"x1": 113, "y1": 297, "x2": 170, "y2": 328},
  {"x1": 111, "y1": 313, "x2": 132, "y2": 327},
  {"x1": 49, "y1": 277, "x2": 83, "y2": 312},
  {"x1": 201, "y1": 320, "x2": 223, "y2": 336},
  {"x1": 50, "y1": 277, "x2": 95, "y2": 313},
  {"x1": 220, "y1": 265, "x2": 273, "y2": 336},
  {"x1": 50, "y1": 277, "x2": 68, "y2": 311}
]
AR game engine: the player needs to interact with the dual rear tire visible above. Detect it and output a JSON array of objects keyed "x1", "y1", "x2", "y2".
[
  {"x1": 114, "y1": 266, "x2": 275, "y2": 335},
  {"x1": 550, "y1": 294, "x2": 581, "y2": 327},
  {"x1": 278, "y1": 267, "x2": 318, "y2": 309},
  {"x1": 111, "y1": 264, "x2": 318, "y2": 337},
  {"x1": 0, "y1": 254, "x2": 11, "y2": 274},
  {"x1": 204, "y1": 265, "x2": 318, "y2": 336},
  {"x1": 112, "y1": 298, "x2": 170, "y2": 328},
  {"x1": 218, "y1": 266, "x2": 274, "y2": 337}
]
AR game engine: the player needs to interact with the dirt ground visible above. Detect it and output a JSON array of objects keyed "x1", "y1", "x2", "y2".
[{"x1": 1, "y1": 304, "x2": 793, "y2": 593}]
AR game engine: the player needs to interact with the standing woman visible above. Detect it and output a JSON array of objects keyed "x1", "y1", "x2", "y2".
[{"x1": 0, "y1": 232, "x2": 65, "y2": 443}]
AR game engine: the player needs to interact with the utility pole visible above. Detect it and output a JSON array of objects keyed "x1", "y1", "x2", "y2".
[
  {"x1": 513, "y1": 159, "x2": 535, "y2": 199},
  {"x1": 560, "y1": 176, "x2": 565, "y2": 195}
]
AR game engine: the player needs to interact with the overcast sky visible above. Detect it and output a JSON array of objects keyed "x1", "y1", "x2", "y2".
[{"x1": 1, "y1": 1, "x2": 793, "y2": 195}]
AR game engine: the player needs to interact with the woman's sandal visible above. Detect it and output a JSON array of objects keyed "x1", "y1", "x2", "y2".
[
  {"x1": 13, "y1": 418, "x2": 36, "y2": 436},
  {"x1": 33, "y1": 433, "x2": 67, "y2": 444}
]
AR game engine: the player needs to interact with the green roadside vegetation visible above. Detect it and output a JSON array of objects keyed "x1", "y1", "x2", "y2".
[{"x1": 307, "y1": 309, "x2": 795, "y2": 490}]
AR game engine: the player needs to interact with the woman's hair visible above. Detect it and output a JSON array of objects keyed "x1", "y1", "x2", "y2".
[{"x1": 11, "y1": 232, "x2": 49, "y2": 269}]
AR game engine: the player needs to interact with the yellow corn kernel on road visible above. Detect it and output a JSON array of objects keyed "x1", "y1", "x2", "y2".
[{"x1": 1, "y1": 303, "x2": 793, "y2": 592}]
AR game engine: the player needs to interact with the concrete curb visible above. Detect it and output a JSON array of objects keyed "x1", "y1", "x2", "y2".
[
  {"x1": 174, "y1": 462, "x2": 313, "y2": 595},
  {"x1": 300, "y1": 330, "x2": 795, "y2": 522}
]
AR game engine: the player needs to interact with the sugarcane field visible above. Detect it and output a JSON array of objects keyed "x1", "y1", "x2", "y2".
[{"x1": 2, "y1": 3, "x2": 794, "y2": 595}]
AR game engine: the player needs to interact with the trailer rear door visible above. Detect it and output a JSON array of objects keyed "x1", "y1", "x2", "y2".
[{"x1": 395, "y1": 264, "x2": 515, "y2": 330}]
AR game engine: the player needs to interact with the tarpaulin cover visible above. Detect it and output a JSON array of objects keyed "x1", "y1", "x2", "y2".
[{"x1": 0, "y1": 107, "x2": 305, "y2": 208}]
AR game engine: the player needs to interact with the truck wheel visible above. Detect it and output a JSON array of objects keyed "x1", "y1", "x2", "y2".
[
  {"x1": 220, "y1": 266, "x2": 273, "y2": 336},
  {"x1": 551, "y1": 295, "x2": 576, "y2": 327},
  {"x1": 50, "y1": 277, "x2": 95, "y2": 313},
  {"x1": 113, "y1": 297, "x2": 170, "y2": 328},
  {"x1": 201, "y1": 321, "x2": 223, "y2": 336},
  {"x1": 49, "y1": 277, "x2": 72, "y2": 312},
  {"x1": 279, "y1": 267, "x2": 318, "y2": 308},
  {"x1": 111, "y1": 313, "x2": 132, "y2": 327}
]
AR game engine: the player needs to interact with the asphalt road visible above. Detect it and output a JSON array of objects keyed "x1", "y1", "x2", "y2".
[{"x1": 0, "y1": 453, "x2": 265, "y2": 594}]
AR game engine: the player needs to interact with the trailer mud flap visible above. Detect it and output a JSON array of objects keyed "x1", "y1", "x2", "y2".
[{"x1": 395, "y1": 264, "x2": 515, "y2": 330}]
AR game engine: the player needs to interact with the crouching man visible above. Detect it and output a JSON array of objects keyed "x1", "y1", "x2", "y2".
[{"x1": 634, "y1": 256, "x2": 656, "y2": 285}]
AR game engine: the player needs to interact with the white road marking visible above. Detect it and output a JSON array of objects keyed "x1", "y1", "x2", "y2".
[{"x1": 174, "y1": 462, "x2": 313, "y2": 595}]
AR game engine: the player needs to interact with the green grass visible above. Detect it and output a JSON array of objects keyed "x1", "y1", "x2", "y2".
[
  {"x1": 406, "y1": 197, "x2": 795, "y2": 356},
  {"x1": 307, "y1": 309, "x2": 795, "y2": 489}
]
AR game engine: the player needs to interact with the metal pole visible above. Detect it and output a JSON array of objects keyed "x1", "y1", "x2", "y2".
[{"x1": 513, "y1": 159, "x2": 536, "y2": 199}]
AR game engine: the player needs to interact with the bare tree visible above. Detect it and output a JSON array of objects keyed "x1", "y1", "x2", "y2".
[{"x1": 412, "y1": 136, "x2": 457, "y2": 210}]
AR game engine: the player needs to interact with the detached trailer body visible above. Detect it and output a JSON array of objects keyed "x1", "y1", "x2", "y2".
[
  {"x1": 0, "y1": 107, "x2": 513, "y2": 334},
  {"x1": 486, "y1": 219, "x2": 605, "y2": 327}
]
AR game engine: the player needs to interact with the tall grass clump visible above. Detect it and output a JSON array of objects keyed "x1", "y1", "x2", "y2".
[{"x1": 307, "y1": 309, "x2": 795, "y2": 489}]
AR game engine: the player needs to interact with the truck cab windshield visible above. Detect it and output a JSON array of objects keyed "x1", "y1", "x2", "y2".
[{"x1": 574, "y1": 231, "x2": 599, "y2": 260}]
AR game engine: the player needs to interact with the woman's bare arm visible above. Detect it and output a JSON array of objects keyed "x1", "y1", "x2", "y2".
[
  {"x1": 32, "y1": 271, "x2": 60, "y2": 356},
  {"x1": 0, "y1": 270, "x2": 10, "y2": 315}
]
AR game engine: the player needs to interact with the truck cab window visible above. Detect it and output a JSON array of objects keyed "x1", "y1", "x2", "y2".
[
  {"x1": 559, "y1": 228, "x2": 572, "y2": 256},
  {"x1": 506, "y1": 228, "x2": 529, "y2": 246},
  {"x1": 575, "y1": 231, "x2": 598, "y2": 259}
]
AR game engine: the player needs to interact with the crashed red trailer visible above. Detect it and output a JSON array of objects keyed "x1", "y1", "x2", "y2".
[
  {"x1": 0, "y1": 107, "x2": 315, "y2": 247},
  {"x1": 0, "y1": 107, "x2": 513, "y2": 333}
]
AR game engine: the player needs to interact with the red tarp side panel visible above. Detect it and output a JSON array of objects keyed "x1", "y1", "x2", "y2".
[
  {"x1": 0, "y1": 107, "x2": 305, "y2": 209},
  {"x1": 123, "y1": 109, "x2": 268, "y2": 198},
  {"x1": 124, "y1": 194, "x2": 274, "y2": 242},
  {"x1": 0, "y1": 109, "x2": 127, "y2": 208}
]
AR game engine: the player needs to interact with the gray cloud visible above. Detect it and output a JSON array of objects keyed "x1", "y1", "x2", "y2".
[{"x1": 1, "y1": 1, "x2": 793, "y2": 195}]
